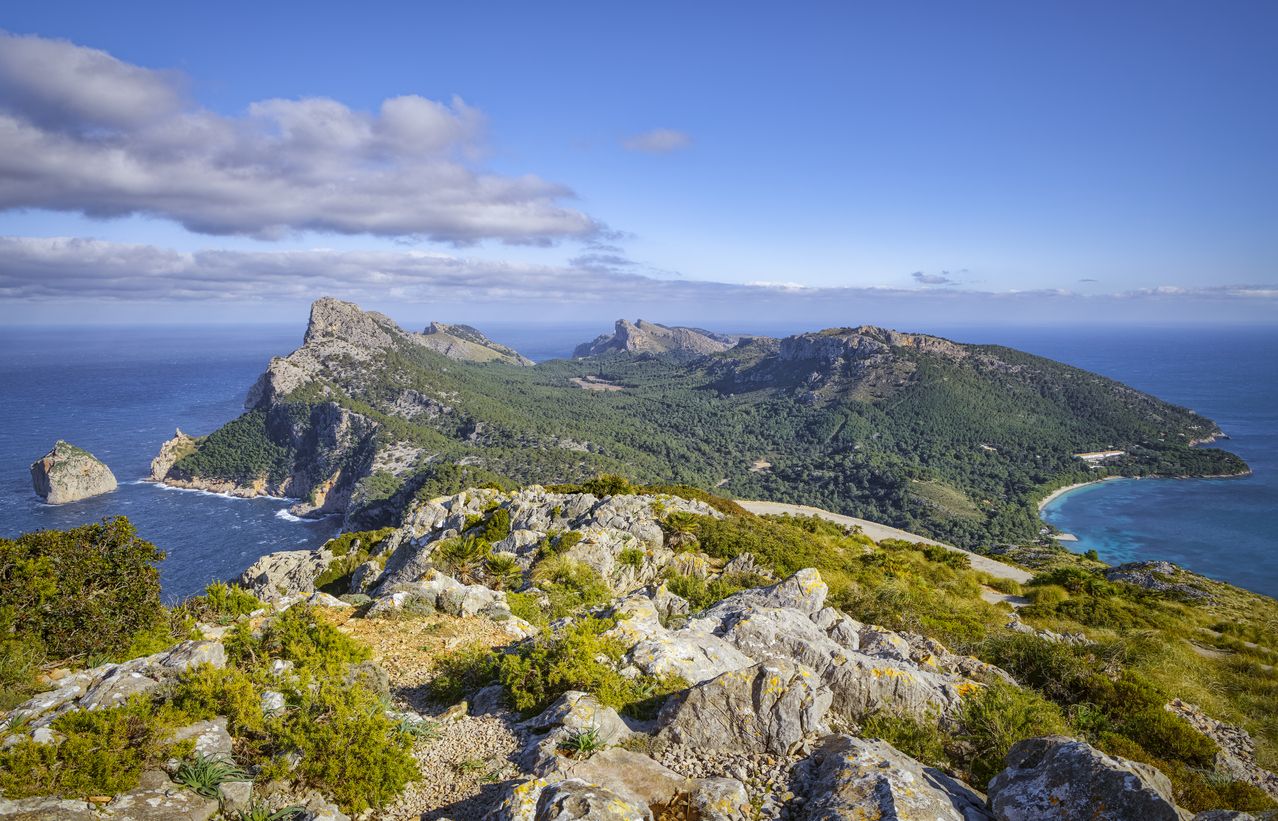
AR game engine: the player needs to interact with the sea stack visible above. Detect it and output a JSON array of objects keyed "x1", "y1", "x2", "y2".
[{"x1": 30, "y1": 440, "x2": 118, "y2": 504}]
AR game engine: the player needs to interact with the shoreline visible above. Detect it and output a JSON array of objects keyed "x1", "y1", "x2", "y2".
[{"x1": 1037, "y1": 467, "x2": 1254, "y2": 514}]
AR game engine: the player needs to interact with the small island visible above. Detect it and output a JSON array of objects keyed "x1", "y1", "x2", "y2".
[{"x1": 30, "y1": 440, "x2": 118, "y2": 504}]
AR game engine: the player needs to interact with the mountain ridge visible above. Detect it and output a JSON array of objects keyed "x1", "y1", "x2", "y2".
[{"x1": 153, "y1": 297, "x2": 1248, "y2": 545}]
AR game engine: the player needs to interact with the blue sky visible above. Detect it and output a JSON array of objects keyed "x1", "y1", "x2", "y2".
[{"x1": 0, "y1": 1, "x2": 1275, "y2": 327}]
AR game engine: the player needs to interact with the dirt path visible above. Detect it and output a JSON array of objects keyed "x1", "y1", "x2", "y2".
[{"x1": 737, "y1": 499, "x2": 1033, "y2": 584}]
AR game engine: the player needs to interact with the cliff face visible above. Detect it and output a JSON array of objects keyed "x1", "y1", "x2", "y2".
[
  {"x1": 30, "y1": 440, "x2": 117, "y2": 504},
  {"x1": 574, "y1": 319, "x2": 737, "y2": 358}
]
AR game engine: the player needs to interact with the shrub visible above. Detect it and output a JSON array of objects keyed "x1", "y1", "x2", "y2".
[
  {"x1": 264, "y1": 680, "x2": 416, "y2": 814},
  {"x1": 958, "y1": 680, "x2": 1068, "y2": 786},
  {"x1": 172, "y1": 664, "x2": 266, "y2": 737},
  {"x1": 618, "y1": 548, "x2": 646, "y2": 569},
  {"x1": 506, "y1": 591, "x2": 549, "y2": 628},
  {"x1": 430, "y1": 643, "x2": 500, "y2": 703},
  {"x1": 0, "y1": 694, "x2": 189, "y2": 798},
  {"x1": 0, "y1": 517, "x2": 166, "y2": 663},
  {"x1": 860, "y1": 710, "x2": 949, "y2": 770},
  {"x1": 482, "y1": 508, "x2": 512, "y2": 543},
  {"x1": 484, "y1": 552, "x2": 523, "y2": 590},
  {"x1": 225, "y1": 604, "x2": 370, "y2": 679},
  {"x1": 497, "y1": 617, "x2": 685, "y2": 718},
  {"x1": 177, "y1": 581, "x2": 262, "y2": 624},
  {"x1": 314, "y1": 528, "x2": 395, "y2": 593},
  {"x1": 434, "y1": 535, "x2": 492, "y2": 584},
  {"x1": 532, "y1": 556, "x2": 611, "y2": 618}
]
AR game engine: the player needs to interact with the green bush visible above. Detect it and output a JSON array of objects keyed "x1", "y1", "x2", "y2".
[
  {"x1": 176, "y1": 581, "x2": 262, "y2": 625},
  {"x1": 496, "y1": 617, "x2": 685, "y2": 717},
  {"x1": 532, "y1": 556, "x2": 611, "y2": 618},
  {"x1": 958, "y1": 679, "x2": 1068, "y2": 786},
  {"x1": 0, "y1": 517, "x2": 167, "y2": 663},
  {"x1": 262, "y1": 681, "x2": 416, "y2": 814},
  {"x1": 482, "y1": 508, "x2": 512, "y2": 542},
  {"x1": 0, "y1": 694, "x2": 190, "y2": 798},
  {"x1": 860, "y1": 710, "x2": 949, "y2": 770},
  {"x1": 172, "y1": 664, "x2": 267, "y2": 737},
  {"x1": 225, "y1": 604, "x2": 370, "y2": 680},
  {"x1": 506, "y1": 591, "x2": 549, "y2": 628},
  {"x1": 434, "y1": 535, "x2": 492, "y2": 584},
  {"x1": 429, "y1": 643, "x2": 500, "y2": 703}
]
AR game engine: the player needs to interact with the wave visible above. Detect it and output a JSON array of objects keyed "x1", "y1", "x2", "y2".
[
  {"x1": 274, "y1": 509, "x2": 305, "y2": 523},
  {"x1": 144, "y1": 481, "x2": 293, "y2": 503}
]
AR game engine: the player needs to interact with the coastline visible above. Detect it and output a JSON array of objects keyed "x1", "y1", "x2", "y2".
[{"x1": 1037, "y1": 477, "x2": 1120, "y2": 512}]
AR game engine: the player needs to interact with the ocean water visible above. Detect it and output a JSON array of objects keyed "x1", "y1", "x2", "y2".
[
  {"x1": 953, "y1": 326, "x2": 1278, "y2": 598},
  {"x1": 1, "y1": 323, "x2": 1274, "y2": 600},
  {"x1": 0, "y1": 325, "x2": 341, "y2": 602}
]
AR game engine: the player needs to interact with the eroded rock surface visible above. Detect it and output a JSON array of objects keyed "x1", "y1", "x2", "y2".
[{"x1": 30, "y1": 440, "x2": 116, "y2": 504}]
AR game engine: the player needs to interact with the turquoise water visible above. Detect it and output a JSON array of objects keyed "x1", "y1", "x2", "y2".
[{"x1": 964, "y1": 327, "x2": 1277, "y2": 598}]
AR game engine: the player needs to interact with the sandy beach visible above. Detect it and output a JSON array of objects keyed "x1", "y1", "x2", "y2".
[{"x1": 1037, "y1": 477, "x2": 1120, "y2": 512}]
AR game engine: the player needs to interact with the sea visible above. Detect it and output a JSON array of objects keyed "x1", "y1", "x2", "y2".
[{"x1": 1, "y1": 323, "x2": 1274, "y2": 600}]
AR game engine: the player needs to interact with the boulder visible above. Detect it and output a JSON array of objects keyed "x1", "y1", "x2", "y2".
[
  {"x1": 535, "y1": 779, "x2": 650, "y2": 821},
  {"x1": 689, "y1": 778, "x2": 752, "y2": 821},
  {"x1": 657, "y1": 659, "x2": 831, "y2": 755},
  {"x1": 30, "y1": 440, "x2": 117, "y2": 504},
  {"x1": 238, "y1": 548, "x2": 334, "y2": 602},
  {"x1": 804, "y1": 735, "x2": 991, "y2": 820},
  {"x1": 519, "y1": 691, "x2": 632, "y2": 774},
  {"x1": 549, "y1": 748, "x2": 691, "y2": 809},
  {"x1": 987, "y1": 736, "x2": 1186, "y2": 821},
  {"x1": 166, "y1": 718, "x2": 233, "y2": 761}
]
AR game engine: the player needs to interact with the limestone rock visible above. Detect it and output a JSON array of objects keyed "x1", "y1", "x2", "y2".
[
  {"x1": 805, "y1": 735, "x2": 991, "y2": 821},
  {"x1": 1167, "y1": 699, "x2": 1278, "y2": 801},
  {"x1": 574, "y1": 319, "x2": 736, "y2": 358},
  {"x1": 239, "y1": 548, "x2": 334, "y2": 602},
  {"x1": 149, "y1": 429, "x2": 198, "y2": 481},
  {"x1": 987, "y1": 736, "x2": 1186, "y2": 821},
  {"x1": 30, "y1": 440, "x2": 117, "y2": 504},
  {"x1": 519, "y1": 691, "x2": 632, "y2": 774},
  {"x1": 657, "y1": 659, "x2": 831, "y2": 755},
  {"x1": 166, "y1": 717, "x2": 234, "y2": 760},
  {"x1": 690, "y1": 777, "x2": 752, "y2": 821},
  {"x1": 548, "y1": 748, "x2": 691, "y2": 810},
  {"x1": 102, "y1": 769, "x2": 219, "y2": 820},
  {"x1": 0, "y1": 796, "x2": 96, "y2": 820},
  {"x1": 534, "y1": 778, "x2": 650, "y2": 821},
  {"x1": 421, "y1": 321, "x2": 535, "y2": 366}
]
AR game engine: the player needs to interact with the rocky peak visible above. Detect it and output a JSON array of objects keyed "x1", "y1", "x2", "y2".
[
  {"x1": 421, "y1": 321, "x2": 534, "y2": 366},
  {"x1": 30, "y1": 440, "x2": 118, "y2": 504},
  {"x1": 303, "y1": 296, "x2": 405, "y2": 353},
  {"x1": 574, "y1": 319, "x2": 736, "y2": 358}
]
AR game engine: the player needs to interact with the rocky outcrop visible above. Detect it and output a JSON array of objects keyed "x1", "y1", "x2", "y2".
[
  {"x1": 657, "y1": 660, "x2": 832, "y2": 755},
  {"x1": 804, "y1": 735, "x2": 991, "y2": 821},
  {"x1": 986, "y1": 736, "x2": 1186, "y2": 821},
  {"x1": 238, "y1": 547, "x2": 337, "y2": 602},
  {"x1": 1166, "y1": 699, "x2": 1278, "y2": 801},
  {"x1": 1105, "y1": 562, "x2": 1212, "y2": 601},
  {"x1": 574, "y1": 319, "x2": 737, "y2": 358},
  {"x1": 149, "y1": 429, "x2": 197, "y2": 481},
  {"x1": 422, "y1": 322, "x2": 534, "y2": 365},
  {"x1": 29, "y1": 440, "x2": 117, "y2": 504}
]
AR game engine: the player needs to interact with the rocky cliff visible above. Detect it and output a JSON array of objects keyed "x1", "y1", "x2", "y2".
[
  {"x1": 422, "y1": 321, "x2": 534, "y2": 366},
  {"x1": 29, "y1": 440, "x2": 117, "y2": 504},
  {"x1": 574, "y1": 319, "x2": 739, "y2": 358}
]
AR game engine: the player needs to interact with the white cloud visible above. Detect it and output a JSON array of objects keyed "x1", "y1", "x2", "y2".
[
  {"x1": 622, "y1": 128, "x2": 692, "y2": 153},
  {"x1": 0, "y1": 31, "x2": 599, "y2": 244}
]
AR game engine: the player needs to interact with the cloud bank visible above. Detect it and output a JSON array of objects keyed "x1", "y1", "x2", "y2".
[
  {"x1": 0, "y1": 31, "x2": 599, "y2": 244},
  {"x1": 2, "y1": 237, "x2": 1273, "y2": 326}
]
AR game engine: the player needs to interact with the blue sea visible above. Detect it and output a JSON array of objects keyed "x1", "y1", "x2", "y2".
[{"x1": 1, "y1": 323, "x2": 1275, "y2": 599}]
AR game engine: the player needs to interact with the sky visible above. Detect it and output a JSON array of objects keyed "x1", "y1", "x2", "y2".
[{"x1": 0, "y1": 1, "x2": 1275, "y2": 329}]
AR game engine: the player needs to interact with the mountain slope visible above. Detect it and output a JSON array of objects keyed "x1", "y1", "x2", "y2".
[{"x1": 154, "y1": 298, "x2": 1247, "y2": 546}]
